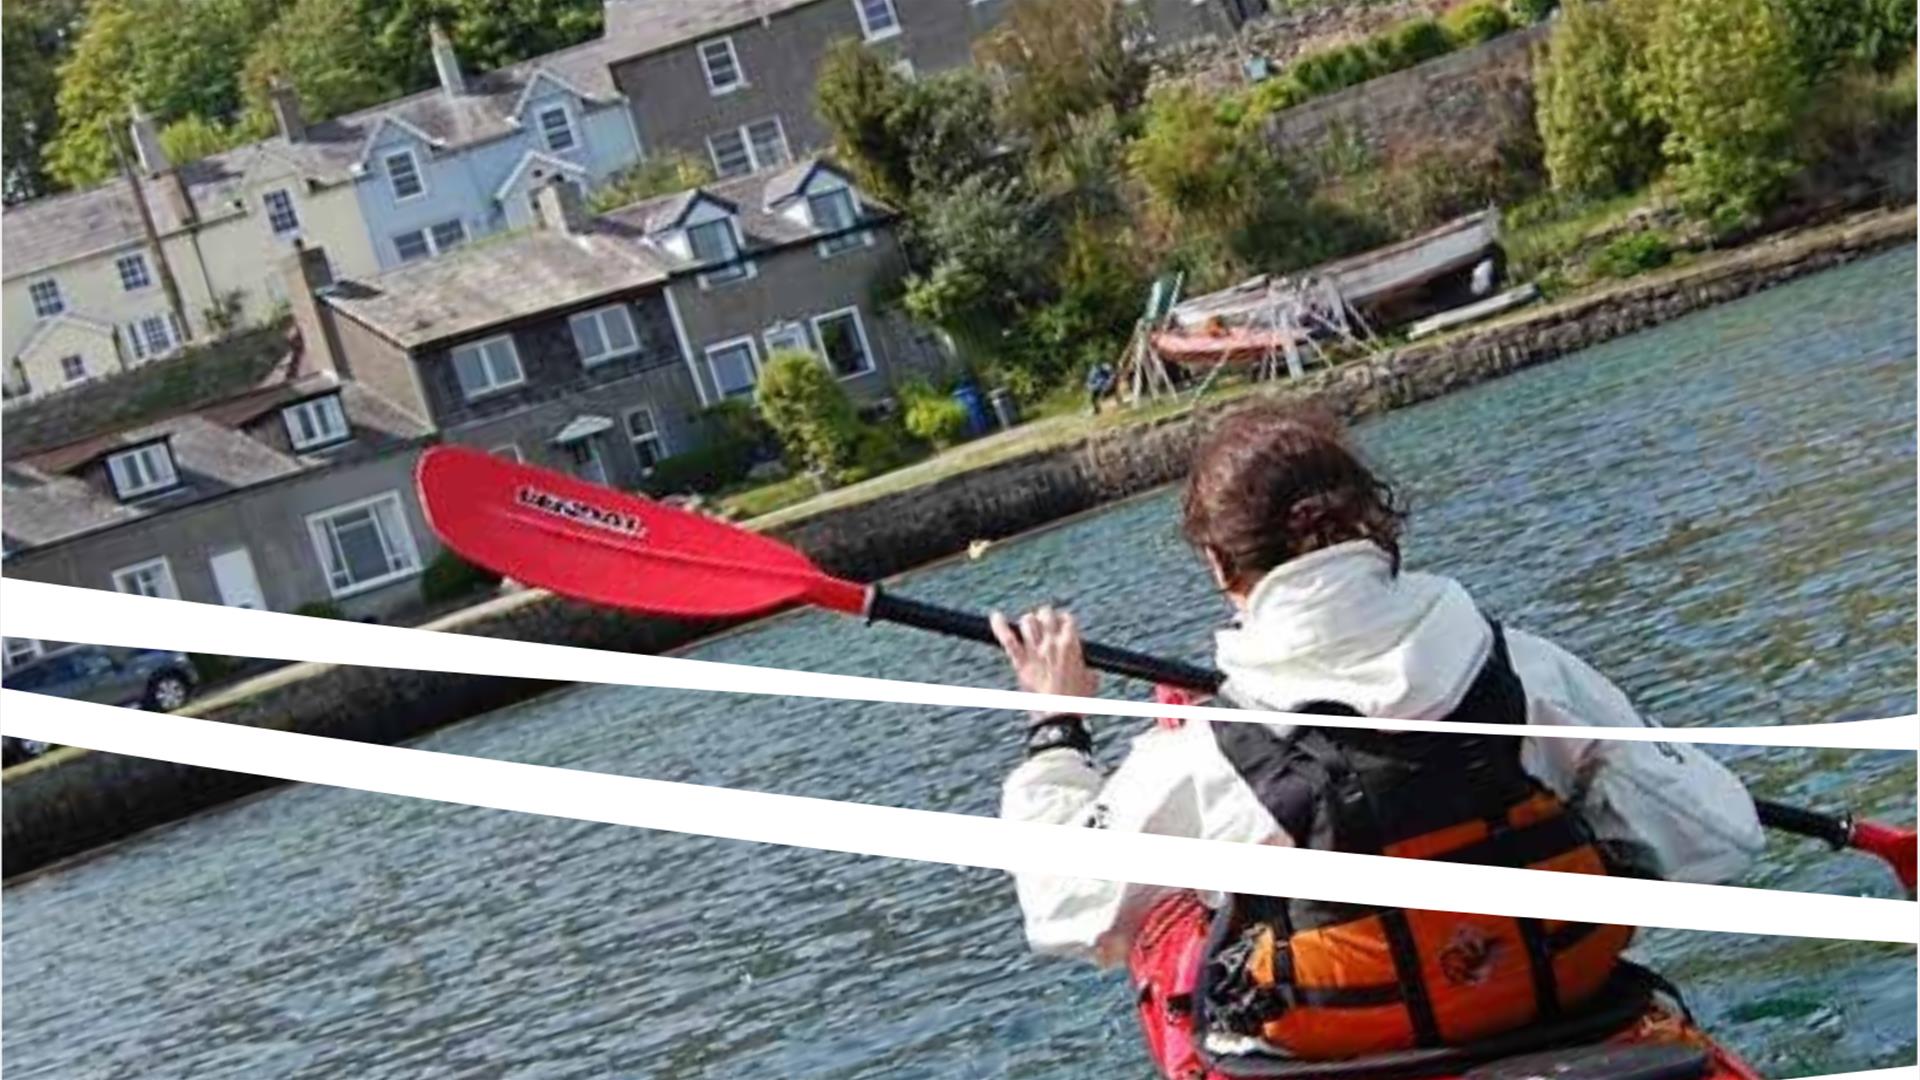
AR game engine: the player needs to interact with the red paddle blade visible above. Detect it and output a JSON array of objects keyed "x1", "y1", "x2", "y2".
[
  {"x1": 415, "y1": 445, "x2": 867, "y2": 618},
  {"x1": 1851, "y1": 820, "x2": 1917, "y2": 895}
]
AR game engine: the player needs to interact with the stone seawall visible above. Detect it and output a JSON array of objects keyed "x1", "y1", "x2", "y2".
[{"x1": 4, "y1": 207, "x2": 1912, "y2": 880}]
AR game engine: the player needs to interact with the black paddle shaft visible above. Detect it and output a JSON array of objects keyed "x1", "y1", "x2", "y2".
[
  {"x1": 866, "y1": 588, "x2": 1225, "y2": 693},
  {"x1": 866, "y1": 588, "x2": 1854, "y2": 851}
]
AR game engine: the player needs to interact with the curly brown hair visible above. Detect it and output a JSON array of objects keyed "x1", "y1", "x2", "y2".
[{"x1": 1180, "y1": 402, "x2": 1407, "y2": 589}]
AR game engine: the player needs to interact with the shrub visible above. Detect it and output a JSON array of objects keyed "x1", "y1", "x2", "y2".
[
  {"x1": 1387, "y1": 18, "x2": 1456, "y2": 66},
  {"x1": 644, "y1": 439, "x2": 755, "y2": 495},
  {"x1": 419, "y1": 550, "x2": 503, "y2": 606},
  {"x1": 1537, "y1": 0, "x2": 1664, "y2": 199},
  {"x1": 1444, "y1": 1, "x2": 1515, "y2": 45},
  {"x1": 901, "y1": 380, "x2": 971, "y2": 448},
  {"x1": 1511, "y1": 0, "x2": 1560, "y2": 24},
  {"x1": 1589, "y1": 230, "x2": 1674, "y2": 277},
  {"x1": 295, "y1": 600, "x2": 344, "y2": 620},
  {"x1": 755, "y1": 350, "x2": 863, "y2": 478},
  {"x1": 844, "y1": 420, "x2": 919, "y2": 482},
  {"x1": 588, "y1": 153, "x2": 716, "y2": 214}
]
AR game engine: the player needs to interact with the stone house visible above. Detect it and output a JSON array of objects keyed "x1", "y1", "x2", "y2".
[
  {"x1": 1, "y1": 324, "x2": 442, "y2": 669},
  {"x1": 600, "y1": 0, "x2": 1271, "y2": 178},
  {"x1": 316, "y1": 158, "x2": 941, "y2": 492}
]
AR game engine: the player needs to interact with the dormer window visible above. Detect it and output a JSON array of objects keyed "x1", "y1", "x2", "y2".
[
  {"x1": 687, "y1": 217, "x2": 751, "y2": 285},
  {"x1": 106, "y1": 441, "x2": 179, "y2": 500},
  {"x1": 809, "y1": 187, "x2": 864, "y2": 255},
  {"x1": 385, "y1": 149, "x2": 425, "y2": 201},
  {"x1": 283, "y1": 393, "x2": 351, "y2": 451},
  {"x1": 537, "y1": 105, "x2": 576, "y2": 153}
]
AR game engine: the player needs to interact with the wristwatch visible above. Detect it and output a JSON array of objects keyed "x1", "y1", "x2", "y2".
[{"x1": 1025, "y1": 714, "x2": 1092, "y2": 758}]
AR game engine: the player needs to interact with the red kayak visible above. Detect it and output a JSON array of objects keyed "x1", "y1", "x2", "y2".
[{"x1": 1135, "y1": 687, "x2": 1763, "y2": 1080}]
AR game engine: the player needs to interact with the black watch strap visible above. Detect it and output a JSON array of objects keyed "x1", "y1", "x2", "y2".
[{"x1": 1025, "y1": 714, "x2": 1092, "y2": 758}]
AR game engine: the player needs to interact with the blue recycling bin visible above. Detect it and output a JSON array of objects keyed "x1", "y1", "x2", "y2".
[{"x1": 952, "y1": 382, "x2": 993, "y2": 438}]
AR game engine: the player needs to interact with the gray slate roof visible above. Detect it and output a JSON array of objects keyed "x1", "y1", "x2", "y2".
[
  {"x1": 328, "y1": 159, "x2": 892, "y2": 350},
  {"x1": 2, "y1": 377, "x2": 433, "y2": 553},
  {"x1": 603, "y1": 0, "x2": 824, "y2": 60}
]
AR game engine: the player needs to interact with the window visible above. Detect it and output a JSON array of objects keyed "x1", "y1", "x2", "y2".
[
  {"x1": 125, "y1": 313, "x2": 183, "y2": 362},
  {"x1": 538, "y1": 105, "x2": 576, "y2": 153},
  {"x1": 764, "y1": 320, "x2": 812, "y2": 356},
  {"x1": 393, "y1": 219, "x2": 466, "y2": 263},
  {"x1": 812, "y1": 307, "x2": 875, "y2": 378},
  {"x1": 106, "y1": 442, "x2": 180, "y2": 499},
  {"x1": 855, "y1": 0, "x2": 900, "y2": 39},
  {"x1": 113, "y1": 557, "x2": 179, "y2": 599},
  {"x1": 28, "y1": 279, "x2": 63, "y2": 317},
  {"x1": 264, "y1": 189, "x2": 301, "y2": 234},
  {"x1": 283, "y1": 393, "x2": 351, "y2": 450},
  {"x1": 745, "y1": 118, "x2": 790, "y2": 171},
  {"x1": 59, "y1": 355, "x2": 87, "y2": 385},
  {"x1": 569, "y1": 304, "x2": 639, "y2": 366},
  {"x1": 700, "y1": 37, "x2": 743, "y2": 93},
  {"x1": 449, "y1": 334, "x2": 525, "y2": 399},
  {"x1": 625, "y1": 405, "x2": 668, "y2": 469},
  {"x1": 307, "y1": 493, "x2": 422, "y2": 597},
  {"x1": 707, "y1": 128, "x2": 753, "y2": 178},
  {"x1": 704, "y1": 337, "x2": 761, "y2": 398},
  {"x1": 809, "y1": 188, "x2": 863, "y2": 255},
  {"x1": 687, "y1": 218, "x2": 750, "y2": 285},
  {"x1": 3, "y1": 638, "x2": 42, "y2": 670},
  {"x1": 384, "y1": 149, "x2": 425, "y2": 200},
  {"x1": 116, "y1": 252, "x2": 152, "y2": 291}
]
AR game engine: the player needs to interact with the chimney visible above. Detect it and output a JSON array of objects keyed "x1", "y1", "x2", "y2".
[
  {"x1": 269, "y1": 79, "x2": 306, "y2": 143},
  {"x1": 282, "y1": 243, "x2": 343, "y2": 378},
  {"x1": 532, "y1": 174, "x2": 588, "y2": 236},
  {"x1": 430, "y1": 21, "x2": 466, "y2": 96},
  {"x1": 128, "y1": 106, "x2": 169, "y2": 177}
]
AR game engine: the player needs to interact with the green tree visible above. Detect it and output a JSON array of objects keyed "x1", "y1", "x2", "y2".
[
  {"x1": 2, "y1": 0, "x2": 84, "y2": 203},
  {"x1": 159, "y1": 114, "x2": 258, "y2": 165},
  {"x1": 588, "y1": 152, "x2": 716, "y2": 213},
  {"x1": 1642, "y1": 0, "x2": 1806, "y2": 227},
  {"x1": 357, "y1": 0, "x2": 601, "y2": 91},
  {"x1": 240, "y1": 0, "x2": 398, "y2": 132},
  {"x1": 901, "y1": 173, "x2": 1057, "y2": 356},
  {"x1": 755, "y1": 350, "x2": 863, "y2": 479},
  {"x1": 1127, "y1": 87, "x2": 1269, "y2": 225},
  {"x1": 815, "y1": 38, "x2": 916, "y2": 204},
  {"x1": 1536, "y1": 0, "x2": 1663, "y2": 198},
  {"x1": 975, "y1": 0, "x2": 1148, "y2": 151}
]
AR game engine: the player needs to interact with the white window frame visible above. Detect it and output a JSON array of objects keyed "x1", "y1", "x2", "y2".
[
  {"x1": 392, "y1": 219, "x2": 466, "y2": 263},
  {"x1": 106, "y1": 442, "x2": 180, "y2": 499},
  {"x1": 112, "y1": 556, "x2": 180, "y2": 599},
  {"x1": 568, "y1": 303, "x2": 641, "y2": 367},
  {"x1": 305, "y1": 492, "x2": 424, "y2": 599},
  {"x1": 283, "y1": 393, "x2": 351, "y2": 451},
  {"x1": 537, "y1": 104, "x2": 577, "y2": 153},
  {"x1": 59, "y1": 354, "x2": 88, "y2": 385},
  {"x1": 809, "y1": 187, "x2": 864, "y2": 257},
  {"x1": 3, "y1": 638, "x2": 43, "y2": 669},
  {"x1": 624, "y1": 404, "x2": 669, "y2": 469},
  {"x1": 687, "y1": 217, "x2": 755, "y2": 288},
  {"x1": 706, "y1": 127, "x2": 753, "y2": 178},
  {"x1": 263, "y1": 188, "x2": 301, "y2": 234},
  {"x1": 703, "y1": 335, "x2": 762, "y2": 399},
  {"x1": 700, "y1": 37, "x2": 745, "y2": 94},
  {"x1": 763, "y1": 320, "x2": 813, "y2": 357},
  {"x1": 810, "y1": 305, "x2": 877, "y2": 380},
  {"x1": 854, "y1": 0, "x2": 901, "y2": 41},
  {"x1": 28, "y1": 278, "x2": 63, "y2": 317},
  {"x1": 116, "y1": 252, "x2": 153, "y2": 292},
  {"x1": 429, "y1": 218, "x2": 468, "y2": 253},
  {"x1": 384, "y1": 148, "x2": 426, "y2": 202},
  {"x1": 744, "y1": 116, "x2": 791, "y2": 172},
  {"x1": 448, "y1": 333, "x2": 526, "y2": 400},
  {"x1": 124, "y1": 313, "x2": 184, "y2": 363}
]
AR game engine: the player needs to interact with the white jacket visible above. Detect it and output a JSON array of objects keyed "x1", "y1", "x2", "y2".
[{"x1": 1000, "y1": 541, "x2": 1765, "y2": 969}]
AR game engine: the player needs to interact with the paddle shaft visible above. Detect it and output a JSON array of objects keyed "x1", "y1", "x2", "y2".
[{"x1": 868, "y1": 587, "x2": 1874, "y2": 856}]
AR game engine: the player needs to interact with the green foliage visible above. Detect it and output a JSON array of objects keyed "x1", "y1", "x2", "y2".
[
  {"x1": 158, "y1": 114, "x2": 257, "y2": 165},
  {"x1": 900, "y1": 380, "x2": 970, "y2": 448},
  {"x1": 1589, "y1": 230, "x2": 1674, "y2": 278},
  {"x1": 1537, "y1": 0, "x2": 1664, "y2": 199},
  {"x1": 1443, "y1": 2, "x2": 1514, "y2": 46},
  {"x1": 845, "y1": 417, "x2": 920, "y2": 480},
  {"x1": 588, "y1": 153, "x2": 716, "y2": 213},
  {"x1": 816, "y1": 38, "x2": 917, "y2": 204},
  {"x1": 295, "y1": 600, "x2": 345, "y2": 620},
  {"x1": 1387, "y1": 17, "x2": 1456, "y2": 64},
  {"x1": 239, "y1": 0, "x2": 398, "y2": 132},
  {"x1": 1510, "y1": 0, "x2": 1560, "y2": 24},
  {"x1": 2, "y1": 0, "x2": 82, "y2": 204},
  {"x1": 419, "y1": 550, "x2": 502, "y2": 606},
  {"x1": 754, "y1": 350, "x2": 863, "y2": 479},
  {"x1": 975, "y1": 0, "x2": 1149, "y2": 151},
  {"x1": 901, "y1": 172, "x2": 1057, "y2": 355},
  {"x1": 1642, "y1": 0, "x2": 1806, "y2": 228},
  {"x1": 645, "y1": 440, "x2": 756, "y2": 496},
  {"x1": 1129, "y1": 88, "x2": 1271, "y2": 223}
]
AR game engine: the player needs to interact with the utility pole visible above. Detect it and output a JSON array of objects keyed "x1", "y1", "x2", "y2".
[{"x1": 107, "y1": 117, "x2": 191, "y2": 350}]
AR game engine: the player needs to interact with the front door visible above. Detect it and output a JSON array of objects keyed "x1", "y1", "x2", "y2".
[
  {"x1": 210, "y1": 547, "x2": 266, "y2": 609},
  {"x1": 566, "y1": 438, "x2": 608, "y2": 486}
]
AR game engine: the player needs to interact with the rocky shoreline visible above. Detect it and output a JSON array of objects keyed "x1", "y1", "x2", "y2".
[{"x1": 4, "y1": 205, "x2": 1912, "y2": 881}]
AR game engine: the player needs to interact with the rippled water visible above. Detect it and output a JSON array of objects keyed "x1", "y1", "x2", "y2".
[{"x1": 5, "y1": 251, "x2": 1915, "y2": 1080}]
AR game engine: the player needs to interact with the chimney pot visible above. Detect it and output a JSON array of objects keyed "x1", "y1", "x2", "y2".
[
  {"x1": 429, "y1": 21, "x2": 466, "y2": 96},
  {"x1": 128, "y1": 106, "x2": 170, "y2": 177},
  {"x1": 269, "y1": 79, "x2": 307, "y2": 143}
]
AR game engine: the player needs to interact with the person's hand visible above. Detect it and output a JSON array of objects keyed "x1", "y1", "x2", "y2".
[{"x1": 990, "y1": 605, "x2": 1098, "y2": 701}]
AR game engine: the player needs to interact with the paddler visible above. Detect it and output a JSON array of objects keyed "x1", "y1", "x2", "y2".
[{"x1": 990, "y1": 402, "x2": 1764, "y2": 1061}]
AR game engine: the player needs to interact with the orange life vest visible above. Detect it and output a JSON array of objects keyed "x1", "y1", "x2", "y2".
[{"x1": 1201, "y1": 621, "x2": 1633, "y2": 1060}]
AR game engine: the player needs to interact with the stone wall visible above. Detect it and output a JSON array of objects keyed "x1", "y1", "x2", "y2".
[{"x1": 4, "y1": 206, "x2": 1913, "y2": 880}]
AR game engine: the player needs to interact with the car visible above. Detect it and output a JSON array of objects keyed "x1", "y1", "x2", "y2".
[{"x1": 2, "y1": 645, "x2": 200, "y2": 720}]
